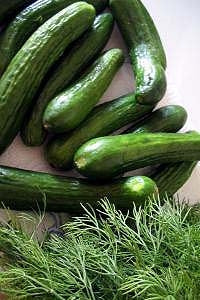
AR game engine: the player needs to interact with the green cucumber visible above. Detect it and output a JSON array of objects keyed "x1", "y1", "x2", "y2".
[
  {"x1": 43, "y1": 48, "x2": 124, "y2": 133},
  {"x1": 74, "y1": 132, "x2": 200, "y2": 180},
  {"x1": 0, "y1": 0, "x2": 108, "y2": 76},
  {"x1": 110, "y1": 0, "x2": 166, "y2": 105},
  {"x1": 0, "y1": 2, "x2": 95, "y2": 154},
  {"x1": 0, "y1": 165, "x2": 157, "y2": 212},
  {"x1": 21, "y1": 13, "x2": 114, "y2": 146},
  {"x1": 0, "y1": 0, "x2": 34, "y2": 24},
  {"x1": 150, "y1": 161, "x2": 197, "y2": 197},
  {"x1": 45, "y1": 93, "x2": 154, "y2": 169},
  {"x1": 124, "y1": 105, "x2": 187, "y2": 134}
]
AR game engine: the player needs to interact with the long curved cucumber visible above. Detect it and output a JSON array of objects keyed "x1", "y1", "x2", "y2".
[
  {"x1": 150, "y1": 161, "x2": 197, "y2": 197},
  {"x1": 43, "y1": 48, "x2": 124, "y2": 133},
  {"x1": 21, "y1": 13, "x2": 114, "y2": 146},
  {"x1": 110, "y1": 0, "x2": 166, "y2": 105},
  {"x1": 124, "y1": 105, "x2": 187, "y2": 134},
  {"x1": 0, "y1": 2, "x2": 95, "y2": 154},
  {"x1": 74, "y1": 132, "x2": 200, "y2": 180},
  {"x1": 45, "y1": 93, "x2": 154, "y2": 169},
  {"x1": 0, "y1": 166, "x2": 157, "y2": 212},
  {"x1": 0, "y1": 0, "x2": 108, "y2": 76}
]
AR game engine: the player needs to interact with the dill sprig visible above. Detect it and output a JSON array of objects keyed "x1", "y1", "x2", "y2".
[{"x1": 0, "y1": 197, "x2": 200, "y2": 299}]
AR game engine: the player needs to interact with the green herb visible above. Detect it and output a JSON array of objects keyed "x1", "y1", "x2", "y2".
[{"x1": 0, "y1": 197, "x2": 200, "y2": 299}]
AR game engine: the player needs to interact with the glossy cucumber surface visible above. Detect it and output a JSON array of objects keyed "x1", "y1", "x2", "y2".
[
  {"x1": 0, "y1": 166, "x2": 157, "y2": 212},
  {"x1": 0, "y1": 2, "x2": 95, "y2": 154},
  {"x1": 21, "y1": 13, "x2": 114, "y2": 146},
  {"x1": 74, "y1": 132, "x2": 200, "y2": 180},
  {"x1": 43, "y1": 48, "x2": 124, "y2": 133},
  {"x1": 45, "y1": 93, "x2": 154, "y2": 169},
  {"x1": 125, "y1": 105, "x2": 187, "y2": 134},
  {"x1": 110, "y1": 0, "x2": 166, "y2": 105}
]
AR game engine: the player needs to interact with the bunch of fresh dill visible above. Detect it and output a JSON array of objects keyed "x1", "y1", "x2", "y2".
[{"x1": 0, "y1": 197, "x2": 200, "y2": 300}]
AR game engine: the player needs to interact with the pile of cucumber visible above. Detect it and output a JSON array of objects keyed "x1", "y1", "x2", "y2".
[{"x1": 0, "y1": 0, "x2": 198, "y2": 213}]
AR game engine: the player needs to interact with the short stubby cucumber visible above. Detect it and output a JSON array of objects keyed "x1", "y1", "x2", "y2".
[
  {"x1": 0, "y1": 0, "x2": 108, "y2": 76},
  {"x1": 150, "y1": 161, "x2": 197, "y2": 197},
  {"x1": 74, "y1": 132, "x2": 200, "y2": 180},
  {"x1": 45, "y1": 93, "x2": 154, "y2": 169},
  {"x1": 21, "y1": 13, "x2": 114, "y2": 146},
  {"x1": 0, "y1": 166, "x2": 158, "y2": 212},
  {"x1": 124, "y1": 105, "x2": 187, "y2": 134},
  {"x1": 43, "y1": 48, "x2": 124, "y2": 133},
  {"x1": 0, "y1": 2, "x2": 95, "y2": 154},
  {"x1": 110, "y1": 0, "x2": 167, "y2": 105}
]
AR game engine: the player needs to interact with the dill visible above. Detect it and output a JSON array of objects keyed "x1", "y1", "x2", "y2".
[{"x1": 0, "y1": 197, "x2": 200, "y2": 299}]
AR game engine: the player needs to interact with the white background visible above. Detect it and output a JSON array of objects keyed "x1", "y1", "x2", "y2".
[{"x1": 0, "y1": 0, "x2": 200, "y2": 203}]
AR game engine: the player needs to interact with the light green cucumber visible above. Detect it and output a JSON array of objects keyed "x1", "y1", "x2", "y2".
[{"x1": 43, "y1": 48, "x2": 124, "y2": 133}]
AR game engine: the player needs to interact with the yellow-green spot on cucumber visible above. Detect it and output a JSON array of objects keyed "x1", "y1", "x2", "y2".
[
  {"x1": 0, "y1": 2, "x2": 95, "y2": 154},
  {"x1": 74, "y1": 132, "x2": 200, "y2": 180},
  {"x1": 21, "y1": 13, "x2": 114, "y2": 146},
  {"x1": 43, "y1": 48, "x2": 125, "y2": 133},
  {"x1": 45, "y1": 93, "x2": 154, "y2": 170},
  {"x1": 110, "y1": 0, "x2": 167, "y2": 105},
  {"x1": 0, "y1": 165, "x2": 158, "y2": 213}
]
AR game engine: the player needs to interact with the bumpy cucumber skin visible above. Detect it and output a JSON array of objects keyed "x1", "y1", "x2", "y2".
[
  {"x1": 45, "y1": 93, "x2": 154, "y2": 169},
  {"x1": 151, "y1": 161, "x2": 197, "y2": 196},
  {"x1": 0, "y1": 3, "x2": 95, "y2": 154},
  {"x1": 43, "y1": 48, "x2": 124, "y2": 133},
  {"x1": 0, "y1": 166, "x2": 157, "y2": 212},
  {"x1": 74, "y1": 132, "x2": 200, "y2": 180},
  {"x1": 125, "y1": 105, "x2": 187, "y2": 134},
  {"x1": 21, "y1": 13, "x2": 114, "y2": 146},
  {"x1": 110, "y1": 0, "x2": 167, "y2": 105},
  {"x1": 0, "y1": 0, "x2": 108, "y2": 76}
]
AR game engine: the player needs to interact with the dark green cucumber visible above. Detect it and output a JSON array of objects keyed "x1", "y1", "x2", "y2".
[
  {"x1": 0, "y1": 0, "x2": 108, "y2": 76},
  {"x1": 21, "y1": 13, "x2": 114, "y2": 146},
  {"x1": 0, "y1": 2, "x2": 95, "y2": 154},
  {"x1": 0, "y1": 166, "x2": 157, "y2": 212},
  {"x1": 74, "y1": 132, "x2": 200, "y2": 180},
  {"x1": 0, "y1": 0, "x2": 34, "y2": 24},
  {"x1": 150, "y1": 161, "x2": 197, "y2": 197},
  {"x1": 110, "y1": 0, "x2": 166, "y2": 105},
  {"x1": 88, "y1": 0, "x2": 108, "y2": 12},
  {"x1": 45, "y1": 93, "x2": 154, "y2": 169},
  {"x1": 43, "y1": 48, "x2": 124, "y2": 133},
  {"x1": 124, "y1": 105, "x2": 187, "y2": 134}
]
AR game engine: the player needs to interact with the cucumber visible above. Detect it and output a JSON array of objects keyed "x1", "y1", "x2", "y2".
[
  {"x1": 110, "y1": 0, "x2": 167, "y2": 105},
  {"x1": 0, "y1": 0, "x2": 108, "y2": 76},
  {"x1": 150, "y1": 161, "x2": 197, "y2": 197},
  {"x1": 124, "y1": 105, "x2": 187, "y2": 134},
  {"x1": 43, "y1": 48, "x2": 124, "y2": 133},
  {"x1": 88, "y1": 0, "x2": 108, "y2": 12},
  {"x1": 45, "y1": 93, "x2": 154, "y2": 169},
  {"x1": 0, "y1": 0, "x2": 34, "y2": 24},
  {"x1": 21, "y1": 13, "x2": 114, "y2": 146},
  {"x1": 0, "y1": 165, "x2": 157, "y2": 212},
  {"x1": 74, "y1": 132, "x2": 200, "y2": 180},
  {"x1": 0, "y1": 2, "x2": 95, "y2": 154}
]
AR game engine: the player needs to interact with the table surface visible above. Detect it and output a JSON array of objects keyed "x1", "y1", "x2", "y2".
[{"x1": 0, "y1": 0, "x2": 200, "y2": 218}]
